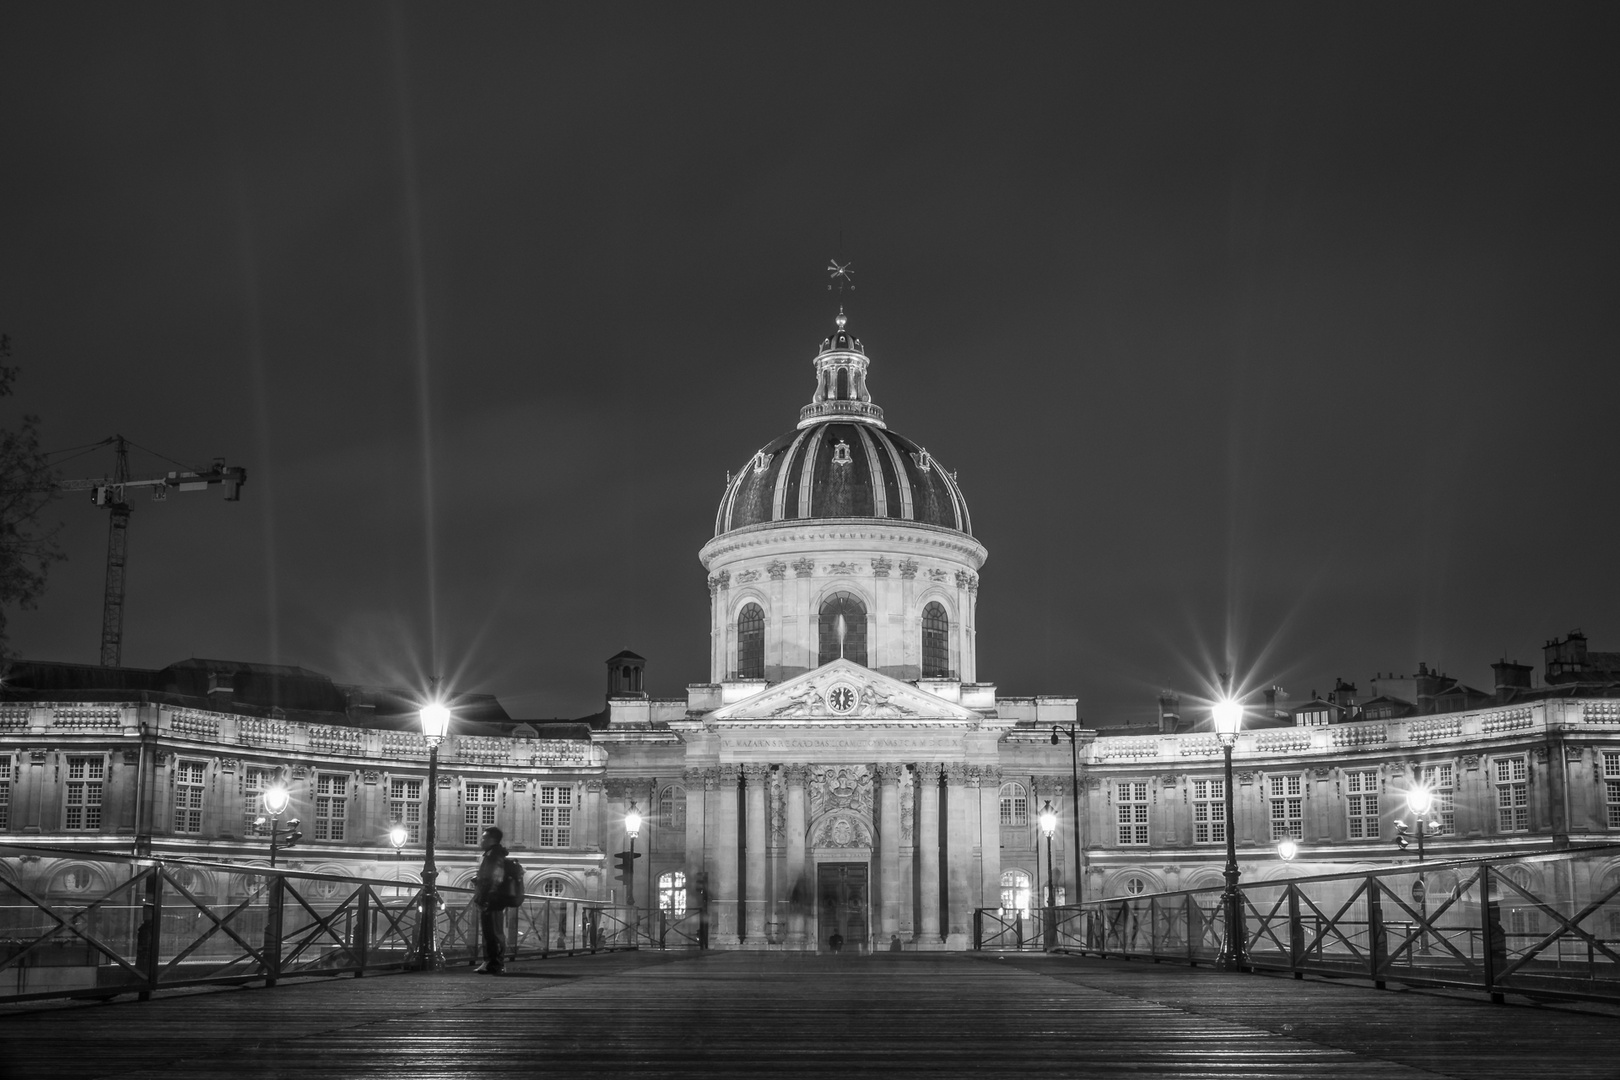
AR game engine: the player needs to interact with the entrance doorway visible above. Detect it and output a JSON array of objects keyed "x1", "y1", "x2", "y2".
[{"x1": 817, "y1": 862, "x2": 869, "y2": 953}]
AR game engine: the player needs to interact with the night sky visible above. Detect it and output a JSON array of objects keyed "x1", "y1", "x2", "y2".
[{"x1": 2, "y1": 3, "x2": 1617, "y2": 726}]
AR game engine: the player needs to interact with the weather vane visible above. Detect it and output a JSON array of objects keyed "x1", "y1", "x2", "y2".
[{"x1": 827, "y1": 258, "x2": 855, "y2": 293}]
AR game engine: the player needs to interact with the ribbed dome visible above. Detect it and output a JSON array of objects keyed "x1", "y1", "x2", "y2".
[
  {"x1": 714, "y1": 314, "x2": 971, "y2": 537},
  {"x1": 716, "y1": 423, "x2": 971, "y2": 536}
]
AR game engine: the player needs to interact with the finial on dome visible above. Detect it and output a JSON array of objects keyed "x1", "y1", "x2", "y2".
[
  {"x1": 835, "y1": 308, "x2": 847, "y2": 331},
  {"x1": 827, "y1": 257, "x2": 855, "y2": 294}
]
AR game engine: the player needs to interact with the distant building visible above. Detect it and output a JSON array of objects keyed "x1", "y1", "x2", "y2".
[{"x1": 4, "y1": 313, "x2": 1620, "y2": 949}]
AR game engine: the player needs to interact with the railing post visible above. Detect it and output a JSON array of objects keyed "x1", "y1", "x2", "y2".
[
  {"x1": 138, "y1": 863, "x2": 163, "y2": 1001},
  {"x1": 265, "y1": 875, "x2": 284, "y2": 988},
  {"x1": 1287, "y1": 885, "x2": 1304, "y2": 979},
  {"x1": 1479, "y1": 864, "x2": 1504, "y2": 1003},
  {"x1": 353, "y1": 888, "x2": 370, "y2": 977},
  {"x1": 1367, "y1": 877, "x2": 1386, "y2": 990}
]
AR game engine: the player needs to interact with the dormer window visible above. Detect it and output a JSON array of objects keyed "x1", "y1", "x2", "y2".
[{"x1": 831, "y1": 440, "x2": 853, "y2": 466}]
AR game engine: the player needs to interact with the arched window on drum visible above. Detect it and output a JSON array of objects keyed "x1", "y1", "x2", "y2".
[
  {"x1": 817, "y1": 592, "x2": 868, "y2": 667},
  {"x1": 921, "y1": 601, "x2": 950, "y2": 678},
  {"x1": 737, "y1": 603, "x2": 765, "y2": 679},
  {"x1": 1000, "y1": 870, "x2": 1032, "y2": 915}
]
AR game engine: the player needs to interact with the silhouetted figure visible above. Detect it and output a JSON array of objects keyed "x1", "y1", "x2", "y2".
[
  {"x1": 889, "y1": 933, "x2": 902, "y2": 952},
  {"x1": 828, "y1": 931, "x2": 844, "y2": 954}
]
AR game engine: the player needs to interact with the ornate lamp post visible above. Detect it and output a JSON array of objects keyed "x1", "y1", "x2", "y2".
[
  {"x1": 1039, "y1": 800, "x2": 1058, "y2": 949},
  {"x1": 256, "y1": 779, "x2": 300, "y2": 867},
  {"x1": 415, "y1": 698, "x2": 451, "y2": 971},
  {"x1": 624, "y1": 801, "x2": 642, "y2": 944},
  {"x1": 1213, "y1": 691, "x2": 1245, "y2": 970},
  {"x1": 1406, "y1": 785, "x2": 1435, "y2": 953}
]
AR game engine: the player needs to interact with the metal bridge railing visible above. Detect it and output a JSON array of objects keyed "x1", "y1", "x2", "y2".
[
  {"x1": 974, "y1": 843, "x2": 1620, "y2": 1005},
  {"x1": 0, "y1": 843, "x2": 638, "y2": 1003}
]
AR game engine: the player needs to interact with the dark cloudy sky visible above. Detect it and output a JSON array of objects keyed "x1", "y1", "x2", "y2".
[{"x1": 2, "y1": 2, "x2": 1617, "y2": 725}]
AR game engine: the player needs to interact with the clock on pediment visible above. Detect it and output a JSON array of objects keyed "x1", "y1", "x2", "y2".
[{"x1": 824, "y1": 682, "x2": 859, "y2": 716}]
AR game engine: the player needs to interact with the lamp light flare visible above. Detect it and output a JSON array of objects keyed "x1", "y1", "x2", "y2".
[
  {"x1": 390, "y1": 823, "x2": 409, "y2": 849},
  {"x1": 1213, "y1": 698, "x2": 1243, "y2": 743},
  {"x1": 1407, "y1": 786, "x2": 1433, "y2": 815},
  {"x1": 625, "y1": 802, "x2": 642, "y2": 840},
  {"x1": 1038, "y1": 800, "x2": 1057, "y2": 838},
  {"x1": 419, "y1": 700, "x2": 451, "y2": 744},
  {"x1": 1277, "y1": 837, "x2": 1299, "y2": 862},
  {"x1": 262, "y1": 783, "x2": 290, "y2": 816}
]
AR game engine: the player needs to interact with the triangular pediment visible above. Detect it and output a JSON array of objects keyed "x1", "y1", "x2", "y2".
[{"x1": 710, "y1": 659, "x2": 981, "y2": 723}]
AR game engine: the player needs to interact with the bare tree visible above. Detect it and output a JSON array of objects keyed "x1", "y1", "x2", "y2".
[{"x1": 0, "y1": 335, "x2": 64, "y2": 655}]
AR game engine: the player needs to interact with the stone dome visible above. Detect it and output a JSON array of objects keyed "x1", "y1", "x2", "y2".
[{"x1": 714, "y1": 314, "x2": 971, "y2": 537}]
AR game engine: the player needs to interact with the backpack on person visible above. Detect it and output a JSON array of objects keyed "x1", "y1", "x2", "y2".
[{"x1": 494, "y1": 857, "x2": 525, "y2": 909}]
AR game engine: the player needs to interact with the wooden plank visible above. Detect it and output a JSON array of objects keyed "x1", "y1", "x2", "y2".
[{"x1": 2, "y1": 952, "x2": 1618, "y2": 1078}]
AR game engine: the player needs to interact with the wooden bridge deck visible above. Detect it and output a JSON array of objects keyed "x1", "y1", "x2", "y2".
[{"x1": 4, "y1": 951, "x2": 1620, "y2": 1079}]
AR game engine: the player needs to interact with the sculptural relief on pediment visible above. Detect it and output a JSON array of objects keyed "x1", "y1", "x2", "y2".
[{"x1": 809, "y1": 763, "x2": 873, "y2": 821}]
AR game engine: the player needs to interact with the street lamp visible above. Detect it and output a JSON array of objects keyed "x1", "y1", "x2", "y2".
[
  {"x1": 1039, "y1": 800, "x2": 1058, "y2": 949},
  {"x1": 255, "y1": 780, "x2": 300, "y2": 867},
  {"x1": 1212, "y1": 689, "x2": 1245, "y2": 970},
  {"x1": 415, "y1": 697, "x2": 451, "y2": 971},
  {"x1": 1406, "y1": 785, "x2": 1437, "y2": 953},
  {"x1": 625, "y1": 801, "x2": 642, "y2": 944},
  {"x1": 389, "y1": 822, "x2": 408, "y2": 870},
  {"x1": 1277, "y1": 837, "x2": 1299, "y2": 862}
]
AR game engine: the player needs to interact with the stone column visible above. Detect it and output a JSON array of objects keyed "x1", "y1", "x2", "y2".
[
  {"x1": 977, "y1": 767, "x2": 1002, "y2": 911},
  {"x1": 714, "y1": 765, "x2": 740, "y2": 944},
  {"x1": 684, "y1": 768, "x2": 709, "y2": 913},
  {"x1": 583, "y1": 779, "x2": 604, "y2": 857},
  {"x1": 743, "y1": 764, "x2": 769, "y2": 942},
  {"x1": 944, "y1": 763, "x2": 973, "y2": 946},
  {"x1": 784, "y1": 765, "x2": 809, "y2": 949},
  {"x1": 916, "y1": 762, "x2": 942, "y2": 943},
  {"x1": 877, "y1": 763, "x2": 903, "y2": 941}
]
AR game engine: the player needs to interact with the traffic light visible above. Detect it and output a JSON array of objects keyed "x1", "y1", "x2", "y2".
[
  {"x1": 614, "y1": 850, "x2": 640, "y2": 885},
  {"x1": 283, "y1": 819, "x2": 302, "y2": 848},
  {"x1": 1394, "y1": 822, "x2": 1410, "y2": 851}
]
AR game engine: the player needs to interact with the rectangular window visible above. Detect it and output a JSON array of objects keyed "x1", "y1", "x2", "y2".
[
  {"x1": 1192, "y1": 778, "x2": 1225, "y2": 844},
  {"x1": 244, "y1": 767, "x2": 273, "y2": 837},
  {"x1": 1495, "y1": 756, "x2": 1529, "y2": 832},
  {"x1": 999, "y1": 785, "x2": 1028, "y2": 826},
  {"x1": 464, "y1": 782, "x2": 497, "y2": 844},
  {"x1": 175, "y1": 761, "x2": 206, "y2": 835},
  {"x1": 1605, "y1": 753, "x2": 1620, "y2": 829},
  {"x1": 64, "y1": 756, "x2": 105, "y2": 831},
  {"x1": 314, "y1": 774, "x2": 347, "y2": 841},
  {"x1": 389, "y1": 778, "x2": 423, "y2": 844},
  {"x1": 1268, "y1": 774, "x2": 1303, "y2": 840},
  {"x1": 537, "y1": 784, "x2": 572, "y2": 848},
  {"x1": 1116, "y1": 781, "x2": 1149, "y2": 845},
  {"x1": 1414, "y1": 762, "x2": 1455, "y2": 834},
  {"x1": 0, "y1": 756, "x2": 11, "y2": 831},
  {"x1": 1345, "y1": 769, "x2": 1379, "y2": 840}
]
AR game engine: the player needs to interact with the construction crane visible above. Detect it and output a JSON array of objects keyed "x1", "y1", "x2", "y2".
[{"x1": 54, "y1": 435, "x2": 247, "y2": 667}]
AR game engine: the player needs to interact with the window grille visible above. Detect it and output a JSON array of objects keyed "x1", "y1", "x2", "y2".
[
  {"x1": 0, "y1": 756, "x2": 11, "y2": 831},
  {"x1": 817, "y1": 592, "x2": 868, "y2": 666},
  {"x1": 1495, "y1": 757, "x2": 1529, "y2": 832},
  {"x1": 1414, "y1": 762, "x2": 1455, "y2": 833},
  {"x1": 243, "y1": 767, "x2": 274, "y2": 837},
  {"x1": 175, "y1": 761, "x2": 205, "y2": 834},
  {"x1": 921, "y1": 601, "x2": 950, "y2": 678},
  {"x1": 737, "y1": 603, "x2": 764, "y2": 679},
  {"x1": 464, "y1": 782, "x2": 497, "y2": 844},
  {"x1": 658, "y1": 785, "x2": 686, "y2": 830},
  {"x1": 1192, "y1": 778, "x2": 1225, "y2": 844},
  {"x1": 536, "y1": 784, "x2": 571, "y2": 847},
  {"x1": 314, "y1": 774, "x2": 347, "y2": 841},
  {"x1": 1605, "y1": 753, "x2": 1620, "y2": 829},
  {"x1": 1000, "y1": 869, "x2": 1031, "y2": 914},
  {"x1": 1117, "y1": 782, "x2": 1149, "y2": 845},
  {"x1": 1268, "y1": 774, "x2": 1303, "y2": 840},
  {"x1": 540, "y1": 877, "x2": 569, "y2": 898},
  {"x1": 659, "y1": 871, "x2": 688, "y2": 914},
  {"x1": 390, "y1": 778, "x2": 423, "y2": 844},
  {"x1": 999, "y1": 782, "x2": 1027, "y2": 826},
  {"x1": 64, "y1": 757, "x2": 104, "y2": 831},
  {"x1": 1345, "y1": 769, "x2": 1379, "y2": 840}
]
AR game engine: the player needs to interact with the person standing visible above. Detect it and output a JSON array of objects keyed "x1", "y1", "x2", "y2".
[{"x1": 472, "y1": 826, "x2": 509, "y2": 974}]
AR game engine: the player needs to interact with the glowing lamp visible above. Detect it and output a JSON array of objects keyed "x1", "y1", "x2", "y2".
[
  {"x1": 262, "y1": 783, "x2": 290, "y2": 817},
  {"x1": 1407, "y1": 786, "x2": 1433, "y2": 815},
  {"x1": 1277, "y1": 837, "x2": 1299, "y2": 862},
  {"x1": 1038, "y1": 800, "x2": 1057, "y2": 838},
  {"x1": 625, "y1": 802, "x2": 642, "y2": 840},
  {"x1": 390, "y1": 823, "x2": 409, "y2": 850},
  {"x1": 1212, "y1": 698, "x2": 1243, "y2": 746},
  {"x1": 419, "y1": 701, "x2": 451, "y2": 745}
]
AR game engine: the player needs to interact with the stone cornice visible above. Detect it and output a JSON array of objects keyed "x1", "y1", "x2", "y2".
[{"x1": 699, "y1": 519, "x2": 986, "y2": 570}]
